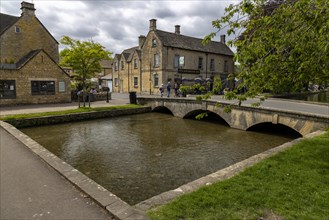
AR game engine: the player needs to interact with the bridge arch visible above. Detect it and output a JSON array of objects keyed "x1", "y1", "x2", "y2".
[
  {"x1": 152, "y1": 106, "x2": 174, "y2": 116},
  {"x1": 183, "y1": 109, "x2": 230, "y2": 127},
  {"x1": 247, "y1": 122, "x2": 302, "y2": 138}
]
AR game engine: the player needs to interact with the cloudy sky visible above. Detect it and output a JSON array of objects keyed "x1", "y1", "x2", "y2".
[{"x1": 1, "y1": 0, "x2": 240, "y2": 55}]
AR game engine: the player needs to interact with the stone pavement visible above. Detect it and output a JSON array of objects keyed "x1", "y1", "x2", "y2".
[{"x1": 0, "y1": 126, "x2": 114, "y2": 220}]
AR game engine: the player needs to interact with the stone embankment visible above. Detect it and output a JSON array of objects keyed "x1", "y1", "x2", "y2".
[{"x1": 4, "y1": 107, "x2": 151, "y2": 128}]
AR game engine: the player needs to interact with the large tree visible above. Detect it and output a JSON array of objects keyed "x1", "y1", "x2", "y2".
[
  {"x1": 205, "y1": 0, "x2": 328, "y2": 102},
  {"x1": 60, "y1": 36, "x2": 112, "y2": 107}
]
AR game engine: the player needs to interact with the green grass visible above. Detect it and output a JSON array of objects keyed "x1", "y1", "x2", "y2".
[
  {"x1": 148, "y1": 132, "x2": 329, "y2": 220},
  {"x1": 0, "y1": 104, "x2": 141, "y2": 121}
]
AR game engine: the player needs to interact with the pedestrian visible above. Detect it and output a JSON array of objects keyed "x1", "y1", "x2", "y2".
[
  {"x1": 166, "y1": 81, "x2": 171, "y2": 97},
  {"x1": 174, "y1": 83, "x2": 179, "y2": 97},
  {"x1": 159, "y1": 83, "x2": 164, "y2": 97}
]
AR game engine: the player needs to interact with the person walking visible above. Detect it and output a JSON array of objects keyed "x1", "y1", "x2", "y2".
[
  {"x1": 159, "y1": 83, "x2": 164, "y2": 97},
  {"x1": 166, "y1": 81, "x2": 171, "y2": 97},
  {"x1": 174, "y1": 83, "x2": 179, "y2": 97}
]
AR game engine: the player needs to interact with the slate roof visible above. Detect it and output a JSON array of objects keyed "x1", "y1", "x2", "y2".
[
  {"x1": 122, "y1": 46, "x2": 139, "y2": 62},
  {"x1": 155, "y1": 30, "x2": 234, "y2": 56},
  {"x1": 0, "y1": 50, "x2": 40, "y2": 70},
  {"x1": 0, "y1": 13, "x2": 20, "y2": 35},
  {"x1": 16, "y1": 49, "x2": 41, "y2": 69}
]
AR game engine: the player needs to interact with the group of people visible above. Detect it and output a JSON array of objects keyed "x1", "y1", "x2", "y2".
[{"x1": 159, "y1": 82, "x2": 181, "y2": 97}]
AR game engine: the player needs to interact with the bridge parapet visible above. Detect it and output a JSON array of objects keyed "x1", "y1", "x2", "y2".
[{"x1": 137, "y1": 97, "x2": 329, "y2": 137}]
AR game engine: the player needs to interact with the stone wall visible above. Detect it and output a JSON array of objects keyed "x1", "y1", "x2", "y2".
[
  {"x1": 0, "y1": 10, "x2": 59, "y2": 63},
  {"x1": 0, "y1": 50, "x2": 71, "y2": 105}
]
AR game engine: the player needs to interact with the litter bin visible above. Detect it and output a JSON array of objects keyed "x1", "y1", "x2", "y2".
[{"x1": 129, "y1": 91, "x2": 137, "y2": 104}]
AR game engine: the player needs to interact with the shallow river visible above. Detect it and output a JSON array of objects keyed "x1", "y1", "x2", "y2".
[{"x1": 21, "y1": 112, "x2": 294, "y2": 205}]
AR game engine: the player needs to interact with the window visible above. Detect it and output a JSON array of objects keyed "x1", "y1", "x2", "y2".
[
  {"x1": 58, "y1": 81, "x2": 66, "y2": 92},
  {"x1": 198, "y1": 57, "x2": 203, "y2": 69},
  {"x1": 15, "y1": 26, "x2": 20, "y2": 33},
  {"x1": 154, "y1": 74, "x2": 159, "y2": 87},
  {"x1": 134, "y1": 59, "x2": 138, "y2": 69},
  {"x1": 31, "y1": 81, "x2": 55, "y2": 95},
  {"x1": 115, "y1": 78, "x2": 118, "y2": 86},
  {"x1": 224, "y1": 60, "x2": 228, "y2": 72},
  {"x1": 174, "y1": 55, "x2": 179, "y2": 68},
  {"x1": 134, "y1": 77, "x2": 138, "y2": 87},
  {"x1": 179, "y1": 56, "x2": 185, "y2": 67},
  {"x1": 152, "y1": 39, "x2": 157, "y2": 47},
  {"x1": 154, "y1": 53, "x2": 159, "y2": 67},
  {"x1": 121, "y1": 61, "x2": 124, "y2": 70},
  {"x1": 0, "y1": 80, "x2": 16, "y2": 99},
  {"x1": 210, "y1": 59, "x2": 215, "y2": 71},
  {"x1": 114, "y1": 62, "x2": 118, "y2": 71}
]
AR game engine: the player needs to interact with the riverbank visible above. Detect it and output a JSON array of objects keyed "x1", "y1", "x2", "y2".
[
  {"x1": 148, "y1": 131, "x2": 329, "y2": 219},
  {"x1": 0, "y1": 105, "x2": 151, "y2": 128}
]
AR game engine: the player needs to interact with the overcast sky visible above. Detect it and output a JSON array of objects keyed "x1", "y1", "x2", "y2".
[{"x1": 1, "y1": 0, "x2": 240, "y2": 55}]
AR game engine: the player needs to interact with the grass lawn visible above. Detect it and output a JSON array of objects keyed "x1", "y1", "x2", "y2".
[
  {"x1": 148, "y1": 132, "x2": 329, "y2": 220},
  {"x1": 0, "y1": 104, "x2": 140, "y2": 121}
]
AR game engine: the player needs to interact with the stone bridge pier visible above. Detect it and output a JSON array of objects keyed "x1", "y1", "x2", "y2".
[{"x1": 137, "y1": 97, "x2": 329, "y2": 137}]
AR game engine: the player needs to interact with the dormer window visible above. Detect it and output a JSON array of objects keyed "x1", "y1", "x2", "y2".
[
  {"x1": 15, "y1": 26, "x2": 21, "y2": 33},
  {"x1": 152, "y1": 39, "x2": 157, "y2": 47}
]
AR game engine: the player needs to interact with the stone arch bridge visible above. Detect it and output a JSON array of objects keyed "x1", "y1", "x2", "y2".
[{"x1": 137, "y1": 97, "x2": 328, "y2": 137}]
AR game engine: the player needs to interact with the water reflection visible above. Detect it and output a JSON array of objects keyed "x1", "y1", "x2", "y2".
[{"x1": 21, "y1": 113, "x2": 293, "y2": 205}]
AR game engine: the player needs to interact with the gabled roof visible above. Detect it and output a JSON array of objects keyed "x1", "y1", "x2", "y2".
[
  {"x1": 1, "y1": 49, "x2": 70, "y2": 77},
  {"x1": 113, "y1": 54, "x2": 121, "y2": 61},
  {"x1": 122, "y1": 46, "x2": 139, "y2": 62},
  {"x1": 0, "y1": 13, "x2": 20, "y2": 35},
  {"x1": 154, "y1": 30, "x2": 234, "y2": 56},
  {"x1": 0, "y1": 12, "x2": 58, "y2": 44},
  {"x1": 16, "y1": 49, "x2": 41, "y2": 69}
]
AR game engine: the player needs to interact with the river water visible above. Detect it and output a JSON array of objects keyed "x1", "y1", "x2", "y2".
[{"x1": 21, "y1": 113, "x2": 294, "y2": 205}]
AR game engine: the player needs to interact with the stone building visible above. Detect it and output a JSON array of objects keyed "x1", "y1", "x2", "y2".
[
  {"x1": 113, "y1": 19, "x2": 234, "y2": 94},
  {"x1": 0, "y1": 1, "x2": 70, "y2": 105}
]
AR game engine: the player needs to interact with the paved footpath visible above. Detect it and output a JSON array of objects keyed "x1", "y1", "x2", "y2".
[{"x1": 0, "y1": 127, "x2": 114, "y2": 220}]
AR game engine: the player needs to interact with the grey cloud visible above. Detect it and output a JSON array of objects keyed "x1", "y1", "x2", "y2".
[
  {"x1": 1, "y1": 0, "x2": 231, "y2": 54},
  {"x1": 154, "y1": 7, "x2": 176, "y2": 18}
]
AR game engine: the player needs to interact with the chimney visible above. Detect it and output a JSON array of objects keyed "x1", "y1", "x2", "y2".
[
  {"x1": 175, "y1": 25, "x2": 180, "y2": 35},
  {"x1": 220, "y1": 35, "x2": 226, "y2": 44},
  {"x1": 138, "y1": 35, "x2": 146, "y2": 49},
  {"x1": 21, "y1": 1, "x2": 36, "y2": 16},
  {"x1": 149, "y1": 19, "x2": 157, "y2": 31}
]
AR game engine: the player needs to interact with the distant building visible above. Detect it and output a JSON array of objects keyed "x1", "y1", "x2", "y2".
[
  {"x1": 0, "y1": 1, "x2": 71, "y2": 105},
  {"x1": 113, "y1": 19, "x2": 234, "y2": 94}
]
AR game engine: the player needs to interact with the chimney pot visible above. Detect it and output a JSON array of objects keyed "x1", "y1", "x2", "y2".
[
  {"x1": 21, "y1": 1, "x2": 36, "y2": 16},
  {"x1": 149, "y1": 19, "x2": 157, "y2": 31},
  {"x1": 220, "y1": 35, "x2": 226, "y2": 44},
  {"x1": 175, "y1": 25, "x2": 180, "y2": 35}
]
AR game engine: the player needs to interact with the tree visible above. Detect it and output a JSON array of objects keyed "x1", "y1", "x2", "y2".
[
  {"x1": 60, "y1": 36, "x2": 112, "y2": 107},
  {"x1": 205, "y1": 0, "x2": 329, "y2": 103}
]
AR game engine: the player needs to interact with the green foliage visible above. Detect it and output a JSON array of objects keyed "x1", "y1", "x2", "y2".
[
  {"x1": 191, "y1": 83, "x2": 206, "y2": 94},
  {"x1": 149, "y1": 132, "x2": 329, "y2": 219},
  {"x1": 205, "y1": 0, "x2": 329, "y2": 97},
  {"x1": 178, "y1": 86, "x2": 191, "y2": 95},
  {"x1": 60, "y1": 36, "x2": 113, "y2": 106},
  {"x1": 195, "y1": 112, "x2": 208, "y2": 120},
  {"x1": 211, "y1": 78, "x2": 223, "y2": 95}
]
